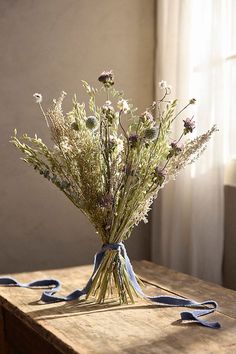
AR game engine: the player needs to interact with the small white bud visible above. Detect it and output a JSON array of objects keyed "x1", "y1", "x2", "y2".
[
  {"x1": 33, "y1": 93, "x2": 42, "y2": 104},
  {"x1": 117, "y1": 99, "x2": 130, "y2": 114},
  {"x1": 159, "y1": 80, "x2": 172, "y2": 91}
]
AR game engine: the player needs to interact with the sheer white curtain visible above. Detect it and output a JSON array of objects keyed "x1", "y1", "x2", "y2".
[{"x1": 152, "y1": 0, "x2": 235, "y2": 283}]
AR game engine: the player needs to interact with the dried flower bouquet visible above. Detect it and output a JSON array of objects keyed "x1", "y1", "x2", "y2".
[{"x1": 12, "y1": 71, "x2": 217, "y2": 304}]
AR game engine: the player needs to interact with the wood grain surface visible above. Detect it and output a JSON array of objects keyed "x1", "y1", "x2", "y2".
[{"x1": 0, "y1": 261, "x2": 236, "y2": 354}]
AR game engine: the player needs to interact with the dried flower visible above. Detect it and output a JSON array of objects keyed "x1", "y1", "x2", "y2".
[
  {"x1": 33, "y1": 93, "x2": 42, "y2": 104},
  {"x1": 86, "y1": 116, "x2": 98, "y2": 130},
  {"x1": 109, "y1": 135, "x2": 123, "y2": 153},
  {"x1": 189, "y1": 98, "x2": 196, "y2": 104},
  {"x1": 155, "y1": 167, "x2": 166, "y2": 186},
  {"x1": 183, "y1": 117, "x2": 196, "y2": 134},
  {"x1": 159, "y1": 80, "x2": 172, "y2": 91},
  {"x1": 117, "y1": 99, "x2": 130, "y2": 114},
  {"x1": 102, "y1": 101, "x2": 115, "y2": 123},
  {"x1": 128, "y1": 134, "x2": 139, "y2": 148},
  {"x1": 167, "y1": 141, "x2": 184, "y2": 159},
  {"x1": 102, "y1": 101, "x2": 114, "y2": 111},
  {"x1": 140, "y1": 111, "x2": 154, "y2": 123},
  {"x1": 171, "y1": 141, "x2": 183, "y2": 150},
  {"x1": 98, "y1": 70, "x2": 114, "y2": 87},
  {"x1": 144, "y1": 127, "x2": 158, "y2": 140}
]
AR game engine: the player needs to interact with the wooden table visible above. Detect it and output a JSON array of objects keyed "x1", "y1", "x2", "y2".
[{"x1": 0, "y1": 260, "x2": 236, "y2": 354}]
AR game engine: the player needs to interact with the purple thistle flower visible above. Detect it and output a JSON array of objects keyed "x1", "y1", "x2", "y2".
[
  {"x1": 167, "y1": 141, "x2": 184, "y2": 159},
  {"x1": 98, "y1": 70, "x2": 114, "y2": 87},
  {"x1": 170, "y1": 141, "x2": 183, "y2": 152},
  {"x1": 183, "y1": 117, "x2": 196, "y2": 134}
]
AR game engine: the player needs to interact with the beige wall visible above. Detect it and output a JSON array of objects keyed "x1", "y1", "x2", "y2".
[{"x1": 0, "y1": 0, "x2": 155, "y2": 273}]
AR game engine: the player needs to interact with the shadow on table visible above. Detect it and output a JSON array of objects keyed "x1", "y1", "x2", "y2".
[{"x1": 27, "y1": 299, "x2": 172, "y2": 320}]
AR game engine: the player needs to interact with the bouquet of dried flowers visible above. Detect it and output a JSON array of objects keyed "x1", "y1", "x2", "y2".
[{"x1": 12, "y1": 71, "x2": 217, "y2": 304}]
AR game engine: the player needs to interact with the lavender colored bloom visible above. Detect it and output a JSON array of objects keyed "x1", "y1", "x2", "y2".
[
  {"x1": 167, "y1": 141, "x2": 184, "y2": 159},
  {"x1": 171, "y1": 141, "x2": 183, "y2": 152},
  {"x1": 183, "y1": 117, "x2": 196, "y2": 134}
]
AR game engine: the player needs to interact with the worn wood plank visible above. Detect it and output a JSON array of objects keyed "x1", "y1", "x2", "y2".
[
  {"x1": 0, "y1": 262, "x2": 236, "y2": 354},
  {"x1": 3, "y1": 308, "x2": 65, "y2": 354},
  {"x1": 0, "y1": 305, "x2": 12, "y2": 354},
  {"x1": 0, "y1": 306, "x2": 5, "y2": 354},
  {"x1": 134, "y1": 260, "x2": 236, "y2": 319}
]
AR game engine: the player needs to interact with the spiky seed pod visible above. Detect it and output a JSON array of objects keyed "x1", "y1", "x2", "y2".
[
  {"x1": 86, "y1": 116, "x2": 98, "y2": 130},
  {"x1": 144, "y1": 127, "x2": 158, "y2": 140}
]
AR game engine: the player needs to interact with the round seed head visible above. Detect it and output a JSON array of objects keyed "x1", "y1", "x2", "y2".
[
  {"x1": 144, "y1": 127, "x2": 158, "y2": 140},
  {"x1": 86, "y1": 116, "x2": 98, "y2": 130}
]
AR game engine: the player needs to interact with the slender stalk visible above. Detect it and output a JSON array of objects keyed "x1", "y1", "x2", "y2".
[
  {"x1": 39, "y1": 102, "x2": 49, "y2": 127},
  {"x1": 171, "y1": 103, "x2": 191, "y2": 123},
  {"x1": 86, "y1": 249, "x2": 140, "y2": 304}
]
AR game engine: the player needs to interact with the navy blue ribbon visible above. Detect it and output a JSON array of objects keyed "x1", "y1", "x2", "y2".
[{"x1": 0, "y1": 243, "x2": 220, "y2": 328}]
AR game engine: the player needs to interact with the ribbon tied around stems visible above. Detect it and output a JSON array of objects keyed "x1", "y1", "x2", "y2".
[{"x1": 0, "y1": 242, "x2": 220, "y2": 328}]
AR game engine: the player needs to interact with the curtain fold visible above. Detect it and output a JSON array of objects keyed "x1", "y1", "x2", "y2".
[{"x1": 152, "y1": 0, "x2": 226, "y2": 283}]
